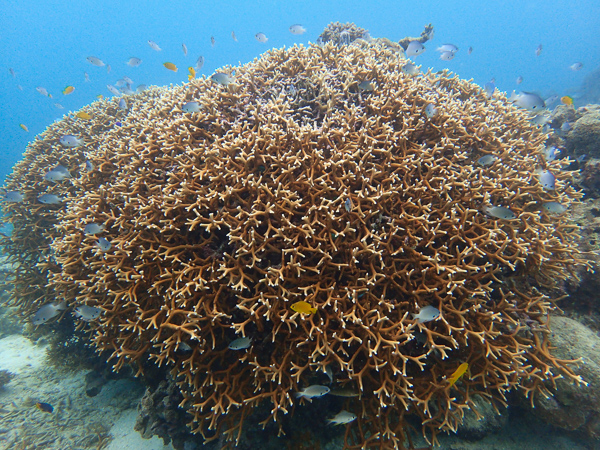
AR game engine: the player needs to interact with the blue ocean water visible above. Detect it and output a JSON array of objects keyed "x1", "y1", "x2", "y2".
[{"x1": 1, "y1": 0, "x2": 599, "y2": 185}]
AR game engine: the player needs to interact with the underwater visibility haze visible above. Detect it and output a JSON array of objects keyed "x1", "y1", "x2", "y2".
[{"x1": 1, "y1": 1, "x2": 600, "y2": 449}]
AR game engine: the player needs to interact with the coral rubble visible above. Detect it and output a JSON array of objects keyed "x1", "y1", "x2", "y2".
[{"x1": 0, "y1": 25, "x2": 591, "y2": 448}]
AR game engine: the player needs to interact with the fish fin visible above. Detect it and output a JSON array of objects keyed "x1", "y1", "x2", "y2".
[{"x1": 310, "y1": 307, "x2": 317, "y2": 314}]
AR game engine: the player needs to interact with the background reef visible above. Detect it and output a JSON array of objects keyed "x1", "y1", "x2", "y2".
[{"x1": 0, "y1": 24, "x2": 596, "y2": 449}]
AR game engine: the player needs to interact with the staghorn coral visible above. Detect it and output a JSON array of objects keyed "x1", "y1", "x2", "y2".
[
  {"x1": 0, "y1": 27, "x2": 591, "y2": 449},
  {"x1": 317, "y1": 21, "x2": 370, "y2": 46}
]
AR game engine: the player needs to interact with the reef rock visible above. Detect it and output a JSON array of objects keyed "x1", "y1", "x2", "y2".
[
  {"x1": 565, "y1": 107, "x2": 600, "y2": 158},
  {"x1": 457, "y1": 394, "x2": 507, "y2": 440},
  {"x1": 530, "y1": 316, "x2": 600, "y2": 438}
]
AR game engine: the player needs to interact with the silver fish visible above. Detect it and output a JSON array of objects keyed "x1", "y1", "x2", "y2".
[
  {"x1": 44, "y1": 165, "x2": 71, "y2": 183},
  {"x1": 86, "y1": 56, "x2": 105, "y2": 67},
  {"x1": 484, "y1": 81, "x2": 495, "y2": 99},
  {"x1": 107, "y1": 64, "x2": 111, "y2": 74},
  {"x1": 425, "y1": 104, "x2": 438, "y2": 118},
  {"x1": 196, "y1": 56, "x2": 205, "y2": 71},
  {"x1": 120, "y1": 86, "x2": 135, "y2": 95},
  {"x1": 477, "y1": 155, "x2": 498, "y2": 166},
  {"x1": 9, "y1": 67, "x2": 15, "y2": 77},
  {"x1": 530, "y1": 113, "x2": 551, "y2": 126},
  {"x1": 97, "y1": 237, "x2": 111, "y2": 251},
  {"x1": 535, "y1": 44, "x2": 542, "y2": 57},
  {"x1": 210, "y1": 72, "x2": 233, "y2": 86},
  {"x1": 544, "y1": 146, "x2": 560, "y2": 162},
  {"x1": 148, "y1": 40, "x2": 161, "y2": 51},
  {"x1": 255, "y1": 32, "x2": 268, "y2": 43},
  {"x1": 405, "y1": 40, "x2": 425, "y2": 57},
  {"x1": 84, "y1": 72, "x2": 90, "y2": 82},
  {"x1": 542, "y1": 202, "x2": 566, "y2": 214},
  {"x1": 211, "y1": 36, "x2": 215, "y2": 47},
  {"x1": 569, "y1": 62, "x2": 583, "y2": 71},
  {"x1": 545, "y1": 95, "x2": 559, "y2": 106},
  {"x1": 136, "y1": 84, "x2": 147, "y2": 92},
  {"x1": 561, "y1": 122, "x2": 571, "y2": 132},
  {"x1": 5, "y1": 191, "x2": 24, "y2": 202},
  {"x1": 84, "y1": 223, "x2": 105, "y2": 235},
  {"x1": 436, "y1": 44, "x2": 458, "y2": 53},
  {"x1": 468, "y1": 46, "x2": 473, "y2": 55},
  {"x1": 482, "y1": 205, "x2": 516, "y2": 220},
  {"x1": 32, "y1": 302, "x2": 66, "y2": 326},
  {"x1": 358, "y1": 80, "x2": 374, "y2": 92},
  {"x1": 231, "y1": 31, "x2": 238, "y2": 41},
  {"x1": 228, "y1": 337, "x2": 252, "y2": 350},
  {"x1": 401, "y1": 62, "x2": 419, "y2": 76},
  {"x1": 85, "y1": 160, "x2": 95, "y2": 171},
  {"x1": 73, "y1": 305, "x2": 102, "y2": 321},
  {"x1": 510, "y1": 91, "x2": 545, "y2": 111},
  {"x1": 182, "y1": 43, "x2": 188, "y2": 56},
  {"x1": 516, "y1": 76, "x2": 523, "y2": 85},
  {"x1": 182, "y1": 101, "x2": 202, "y2": 113},
  {"x1": 538, "y1": 169, "x2": 555, "y2": 190},
  {"x1": 327, "y1": 410, "x2": 357, "y2": 426},
  {"x1": 59, "y1": 135, "x2": 84, "y2": 148},
  {"x1": 118, "y1": 98, "x2": 127, "y2": 110},
  {"x1": 439, "y1": 51, "x2": 454, "y2": 61},
  {"x1": 54, "y1": 103, "x2": 64, "y2": 109},
  {"x1": 38, "y1": 194, "x2": 63, "y2": 204},
  {"x1": 295, "y1": 385, "x2": 330, "y2": 399},
  {"x1": 344, "y1": 197, "x2": 353, "y2": 212},
  {"x1": 122, "y1": 76, "x2": 134, "y2": 85},
  {"x1": 412, "y1": 305, "x2": 440, "y2": 323},
  {"x1": 289, "y1": 24, "x2": 306, "y2": 35},
  {"x1": 127, "y1": 57, "x2": 142, "y2": 67},
  {"x1": 107, "y1": 84, "x2": 121, "y2": 96},
  {"x1": 36, "y1": 86, "x2": 51, "y2": 97}
]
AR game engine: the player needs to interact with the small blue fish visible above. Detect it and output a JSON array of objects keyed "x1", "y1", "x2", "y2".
[
  {"x1": 510, "y1": 91, "x2": 545, "y2": 111},
  {"x1": 516, "y1": 76, "x2": 523, "y2": 85},
  {"x1": 148, "y1": 40, "x2": 161, "y2": 51},
  {"x1": 544, "y1": 146, "x2": 560, "y2": 162},
  {"x1": 482, "y1": 205, "x2": 516, "y2": 220},
  {"x1": 84, "y1": 223, "x2": 105, "y2": 235},
  {"x1": 538, "y1": 169, "x2": 555, "y2": 190},
  {"x1": 412, "y1": 305, "x2": 440, "y2": 323},
  {"x1": 4, "y1": 191, "x2": 24, "y2": 202},
  {"x1": 401, "y1": 62, "x2": 419, "y2": 76},
  {"x1": 211, "y1": 73, "x2": 233, "y2": 86},
  {"x1": 73, "y1": 305, "x2": 102, "y2": 321},
  {"x1": 569, "y1": 62, "x2": 583, "y2": 71},
  {"x1": 85, "y1": 160, "x2": 95, "y2": 171},
  {"x1": 59, "y1": 135, "x2": 84, "y2": 148},
  {"x1": 439, "y1": 51, "x2": 454, "y2": 61},
  {"x1": 228, "y1": 337, "x2": 252, "y2": 350},
  {"x1": 115, "y1": 121, "x2": 122, "y2": 127},
  {"x1": 535, "y1": 44, "x2": 543, "y2": 57},
  {"x1": 122, "y1": 76, "x2": 134, "y2": 85},
  {"x1": 44, "y1": 165, "x2": 71, "y2": 183},
  {"x1": 38, "y1": 194, "x2": 63, "y2": 204},
  {"x1": 484, "y1": 81, "x2": 495, "y2": 99},
  {"x1": 542, "y1": 202, "x2": 566, "y2": 214},
  {"x1": 344, "y1": 197, "x2": 353, "y2": 212},
  {"x1": 196, "y1": 56, "x2": 205, "y2": 71},
  {"x1": 136, "y1": 84, "x2": 147, "y2": 92},
  {"x1": 295, "y1": 385, "x2": 330, "y2": 399},
  {"x1": 477, "y1": 155, "x2": 497, "y2": 166},
  {"x1": 118, "y1": 98, "x2": 127, "y2": 110},
  {"x1": 107, "y1": 84, "x2": 120, "y2": 96},
  {"x1": 289, "y1": 24, "x2": 306, "y2": 35},
  {"x1": 127, "y1": 57, "x2": 142, "y2": 67},
  {"x1": 425, "y1": 104, "x2": 438, "y2": 118},
  {"x1": 32, "y1": 302, "x2": 66, "y2": 325},
  {"x1": 406, "y1": 41, "x2": 425, "y2": 57},
  {"x1": 436, "y1": 44, "x2": 458, "y2": 53},
  {"x1": 545, "y1": 95, "x2": 559, "y2": 106},
  {"x1": 97, "y1": 237, "x2": 111, "y2": 251},
  {"x1": 561, "y1": 122, "x2": 571, "y2": 132},
  {"x1": 255, "y1": 32, "x2": 268, "y2": 43},
  {"x1": 182, "y1": 101, "x2": 202, "y2": 113}
]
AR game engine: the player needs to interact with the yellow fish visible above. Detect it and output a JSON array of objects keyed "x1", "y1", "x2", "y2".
[
  {"x1": 290, "y1": 301, "x2": 317, "y2": 315},
  {"x1": 561, "y1": 95, "x2": 574, "y2": 106},
  {"x1": 19, "y1": 123, "x2": 29, "y2": 132},
  {"x1": 188, "y1": 66, "x2": 196, "y2": 81},
  {"x1": 96, "y1": 94, "x2": 104, "y2": 100},
  {"x1": 75, "y1": 112, "x2": 91, "y2": 120},
  {"x1": 62, "y1": 85, "x2": 75, "y2": 95},
  {"x1": 163, "y1": 62, "x2": 178, "y2": 72},
  {"x1": 447, "y1": 362, "x2": 469, "y2": 387}
]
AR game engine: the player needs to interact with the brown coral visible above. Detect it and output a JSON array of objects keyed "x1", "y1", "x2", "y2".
[{"x1": 0, "y1": 29, "x2": 590, "y2": 449}]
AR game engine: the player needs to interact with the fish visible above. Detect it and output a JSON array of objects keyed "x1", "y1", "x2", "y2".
[
  {"x1": 561, "y1": 95, "x2": 574, "y2": 106},
  {"x1": 344, "y1": 197, "x2": 353, "y2": 212},
  {"x1": 295, "y1": 385, "x2": 330, "y2": 399},
  {"x1": 439, "y1": 51, "x2": 454, "y2": 61},
  {"x1": 412, "y1": 305, "x2": 440, "y2": 323},
  {"x1": 324, "y1": 365, "x2": 333, "y2": 384},
  {"x1": 44, "y1": 165, "x2": 71, "y2": 183},
  {"x1": 516, "y1": 76, "x2": 523, "y2": 85},
  {"x1": 9, "y1": 68, "x2": 15, "y2": 77},
  {"x1": 228, "y1": 337, "x2": 252, "y2": 350},
  {"x1": 447, "y1": 362, "x2": 469, "y2": 387},
  {"x1": 59, "y1": 135, "x2": 84, "y2": 148},
  {"x1": 477, "y1": 155, "x2": 497, "y2": 166},
  {"x1": 118, "y1": 98, "x2": 127, "y2": 110},
  {"x1": 17, "y1": 84, "x2": 23, "y2": 91},
  {"x1": 163, "y1": 62, "x2": 178, "y2": 72},
  {"x1": 19, "y1": 123, "x2": 29, "y2": 132},
  {"x1": 535, "y1": 44, "x2": 543, "y2": 57},
  {"x1": 37, "y1": 194, "x2": 63, "y2": 204},
  {"x1": 569, "y1": 62, "x2": 583, "y2": 71},
  {"x1": 122, "y1": 76, "x2": 134, "y2": 85},
  {"x1": 188, "y1": 67, "x2": 196, "y2": 82},
  {"x1": 32, "y1": 302, "x2": 66, "y2": 325},
  {"x1": 86, "y1": 56, "x2": 105, "y2": 67},
  {"x1": 182, "y1": 43, "x2": 188, "y2": 56},
  {"x1": 136, "y1": 84, "x2": 147, "y2": 92},
  {"x1": 36, "y1": 86, "x2": 51, "y2": 97},
  {"x1": 329, "y1": 388, "x2": 360, "y2": 397},
  {"x1": 74, "y1": 111, "x2": 91, "y2": 121},
  {"x1": 148, "y1": 40, "x2": 161, "y2": 51},
  {"x1": 405, "y1": 40, "x2": 425, "y2": 57},
  {"x1": 4, "y1": 191, "x2": 24, "y2": 202},
  {"x1": 424, "y1": 104, "x2": 438, "y2": 118},
  {"x1": 106, "y1": 64, "x2": 111, "y2": 74},
  {"x1": 538, "y1": 169, "x2": 555, "y2": 190},
  {"x1": 182, "y1": 101, "x2": 202, "y2": 113},
  {"x1": 127, "y1": 57, "x2": 142, "y2": 67},
  {"x1": 120, "y1": 86, "x2": 135, "y2": 95},
  {"x1": 115, "y1": 121, "x2": 122, "y2": 127},
  {"x1": 530, "y1": 113, "x2": 551, "y2": 126},
  {"x1": 196, "y1": 56, "x2": 205, "y2": 71},
  {"x1": 481, "y1": 205, "x2": 516, "y2": 220},
  {"x1": 35, "y1": 402, "x2": 54, "y2": 413},
  {"x1": 544, "y1": 146, "x2": 560, "y2": 162},
  {"x1": 483, "y1": 81, "x2": 495, "y2": 99},
  {"x1": 255, "y1": 32, "x2": 268, "y2": 43},
  {"x1": 232, "y1": 31, "x2": 238, "y2": 41},
  {"x1": 84, "y1": 223, "x2": 105, "y2": 235},
  {"x1": 327, "y1": 410, "x2": 357, "y2": 426},
  {"x1": 211, "y1": 36, "x2": 216, "y2": 47},
  {"x1": 291, "y1": 301, "x2": 317, "y2": 314},
  {"x1": 84, "y1": 72, "x2": 90, "y2": 82},
  {"x1": 85, "y1": 160, "x2": 95, "y2": 171},
  {"x1": 358, "y1": 80, "x2": 374, "y2": 92},
  {"x1": 509, "y1": 91, "x2": 545, "y2": 111},
  {"x1": 62, "y1": 86, "x2": 75, "y2": 95},
  {"x1": 545, "y1": 95, "x2": 559, "y2": 106},
  {"x1": 401, "y1": 62, "x2": 419, "y2": 76},
  {"x1": 97, "y1": 237, "x2": 111, "y2": 251},
  {"x1": 542, "y1": 202, "x2": 566, "y2": 214},
  {"x1": 210, "y1": 72, "x2": 233, "y2": 86},
  {"x1": 436, "y1": 44, "x2": 458, "y2": 53},
  {"x1": 561, "y1": 122, "x2": 571, "y2": 132},
  {"x1": 468, "y1": 46, "x2": 473, "y2": 55},
  {"x1": 73, "y1": 305, "x2": 102, "y2": 321},
  {"x1": 96, "y1": 94, "x2": 104, "y2": 100},
  {"x1": 289, "y1": 24, "x2": 306, "y2": 35},
  {"x1": 107, "y1": 84, "x2": 121, "y2": 96}
]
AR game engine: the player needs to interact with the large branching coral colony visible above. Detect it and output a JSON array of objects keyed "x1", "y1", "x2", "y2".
[{"x1": 0, "y1": 22, "x2": 589, "y2": 449}]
